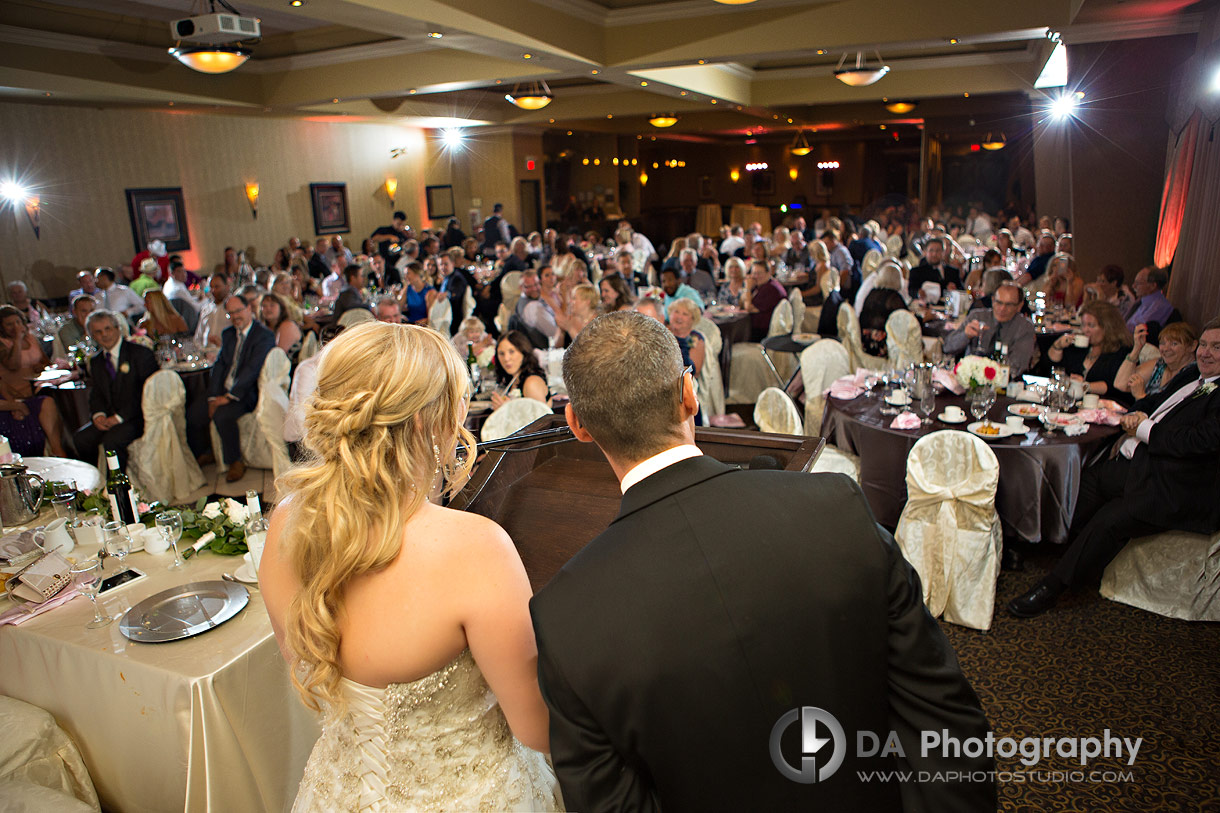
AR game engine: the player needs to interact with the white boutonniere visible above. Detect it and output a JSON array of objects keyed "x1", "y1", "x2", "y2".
[
  {"x1": 1193, "y1": 382, "x2": 1216, "y2": 399},
  {"x1": 119, "y1": 362, "x2": 130, "y2": 374}
]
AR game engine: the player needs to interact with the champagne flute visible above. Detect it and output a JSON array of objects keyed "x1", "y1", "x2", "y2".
[
  {"x1": 917, "y1": 369, "x2": 936, "y2": 425},
  {"x1": 102, "y1": 520, "x2": 131, "y2": 569},
  {"x1": 71, "y1": 560, "x2": 113, "y2": 629},
  {"x1": 157, "y1": 510, "x2": 185, "y2": 570}
]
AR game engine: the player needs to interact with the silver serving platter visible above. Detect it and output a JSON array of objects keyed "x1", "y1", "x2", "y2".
[{"x1": 119, "y1": 580, "x2": 248, "y2": 643}]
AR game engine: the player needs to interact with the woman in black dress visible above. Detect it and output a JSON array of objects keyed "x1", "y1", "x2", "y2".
[{"x1": 1045, "y1": 300, "x2": 1134, "y2": 406}]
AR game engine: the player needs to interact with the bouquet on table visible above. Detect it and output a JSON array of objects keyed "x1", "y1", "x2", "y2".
[
  {"x1": 954, "y1": 355, "x2": 1000, "y2": 392},
  {"x1": 57, "y1": 486, "x2": 252, "y2": 556}
]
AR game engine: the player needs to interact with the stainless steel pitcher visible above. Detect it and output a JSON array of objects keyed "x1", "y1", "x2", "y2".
[{"x1": 0, "y1": 464, "x2": 45, "y2": 527}]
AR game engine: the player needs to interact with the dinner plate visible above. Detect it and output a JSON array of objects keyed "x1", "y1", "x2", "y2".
[
  {"x1": 937, "y1": 412, "x2": 968, "y2": 424},
  {"x1": 791, "y1": 332, "x2": 818, "y2": 344},
  {"x1": 967, "y1": 421, "x2": 1015, "y2": 440},
  {"x1": 1007, "y1": 403, "x2": 1042, "y2": 418},
  {"x1": 119, "y1": 580, "x2": 248, "y2": 643}
]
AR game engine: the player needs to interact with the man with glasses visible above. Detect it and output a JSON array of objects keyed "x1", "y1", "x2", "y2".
[
  {"x1": 942, "y1": 281, "x2": 1036, "y2": 375},
  {"x1": 205, "y1": 295, "x2": 275, "y2": 481}
]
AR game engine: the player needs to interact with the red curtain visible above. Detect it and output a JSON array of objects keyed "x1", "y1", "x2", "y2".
[{"x1": 1153, "y1": 111, "x2": 1200, "y2": 269}]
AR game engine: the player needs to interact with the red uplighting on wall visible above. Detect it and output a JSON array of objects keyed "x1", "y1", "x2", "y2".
[{"x1": 970, "y1": 144, "x2": 981, "y2": 152}]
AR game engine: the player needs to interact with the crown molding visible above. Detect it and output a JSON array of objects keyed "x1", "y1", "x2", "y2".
[{"x1": 1059, "y1": 13, "x2": 1203, "y2": 45}]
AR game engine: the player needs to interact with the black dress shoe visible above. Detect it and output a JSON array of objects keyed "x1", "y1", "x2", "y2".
[
  {"x1": 1001, "y1": 546, "x2": 1025, "y2": 572},
  {"x1": 1007, "y1": 580, "x2": 1065, "y2": 618}
]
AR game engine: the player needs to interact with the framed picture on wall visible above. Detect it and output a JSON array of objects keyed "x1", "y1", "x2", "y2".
[
  {"x1": 699, "y1": 175, "x2": 713, "y2": 200},
  {"x1": 310, "y1": 183, "x2": 350, "y2": 235},
  {"x1": 125, "y1": 187, "x2": 191, "y2": 253},
  {"x1": 751, "y1": 170, "x2": 775, "y2": 197},
  {"x1": 426, "y1": 185, "x2": 455, "y2": 219}
]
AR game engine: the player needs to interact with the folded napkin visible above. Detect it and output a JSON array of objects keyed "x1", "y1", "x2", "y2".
[
  {"x1": 851, "y1": 369, "x2": 875, "y2": 387},
  {"x1": 890, "y1": 411, "x2": 922, "y2": 430},
  {"x1": 0, "y1": 530, "x2": 41, "y2": 564},
  {"x1": 827, "y1": 383, "x2": 864, "y2": 400},
  {"x1": 1098, "y1": 399, "x2": 1128, "y2": 414},
  {"x1": 0, "y1": 584, "x2": 80, "y2": 626},
  {"x1": 1078, "y1": 408, "x2": 1120, "y2": 426},
  {"x1": 933, "y1": 368, "x2": 965, "y2": 395},
  {"x1": 1063, "y1": 422, "x2": 1088, "y2": 437}
]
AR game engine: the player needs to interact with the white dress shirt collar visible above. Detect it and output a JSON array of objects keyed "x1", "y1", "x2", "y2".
[{"x1": 619, "y1": 444, "x2": 703, "y2": 494}]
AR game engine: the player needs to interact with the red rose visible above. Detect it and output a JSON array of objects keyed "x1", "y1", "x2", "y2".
[{"x1": 984, "y1": 366, "x2": 996, "y2": 380}]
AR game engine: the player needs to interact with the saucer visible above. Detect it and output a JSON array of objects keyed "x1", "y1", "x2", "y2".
[
  {"x1": 938, "y1": 412, "x2": 968, "y2": 424},
  {"x1": 232, "y1": 563, "x2": 258, "y2": 584}
]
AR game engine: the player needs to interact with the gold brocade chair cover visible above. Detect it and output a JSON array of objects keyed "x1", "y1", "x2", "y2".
[
  {"x1": 787, "y1": 288, "x2": 805, "y2": 339},
  {"x1": 480, "y1": 398, "x2": 552, "y2": 442},
  {"x1": 429, "y1": 297, "x2": 452, "y2": 337},
  {"x1": 728, "y1": 299, "x2": 793, "y2": 404},
  {"x1": 884, "y1": 234, "x2": 904, "y2": 258},
  {"x1": 210, "y1": 347, "x2": 293, "y2": 480},
  {"x1": 297, "y1": 330, "x2": 320, "y2": 362},
  {"x1": 128, "y1": 370, "x2": 206, "y2": 505},
  {"x1": 753, "y1": 387, "x2": 802, "y2": 435},
  {"x1": 836, "y1": 303, "x2": 885, "y2": 372},
  {"x1": 895, "y1": 431, "x2": 1003, "y2": 631},
  {"x1": 494, "y1": 303, "x2": 511, "y2": 335},
  {"x1": 462, "y1": 286, "x2": 476, "y2": 322},
  {"x1": 799, "y1": 339, "x2": 851, "y2": 436},
  {"x1": 0, "y1": 695, "x2": 99, "y2": 812},
  {"x1": 1100, "y1": 530, "x2": 1220, "y2": 622},
  {"x1": 885, "y1": 309, "x2": 924, "y2": 369},
  {"x1": 861, "y1": 249, "x2": 883, "y2": 280},
  {"x1": 694, "y1": 317, "x2": 726, "y2": 418}
]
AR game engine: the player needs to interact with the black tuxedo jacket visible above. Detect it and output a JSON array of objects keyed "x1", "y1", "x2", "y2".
[
  {"x1": 1122, "y1": 366, "x2": 1220, "y2": 534},
  {"x1": 208, "y1": 321, "x2": 276, "y2": 410},
  {"x1": 531, "y1": 456, "x2": 994, "y2": 813},
  {"x1": 908, "y1": 262, "x2": 962, "y2": 298},
  {"x1": 87, "y1": 340, "x2": 158, "y2": 429}
]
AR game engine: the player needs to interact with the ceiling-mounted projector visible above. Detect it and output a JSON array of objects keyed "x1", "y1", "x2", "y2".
[{"x1": 170, "y1": 13, "x2": 260, "y2": 44}]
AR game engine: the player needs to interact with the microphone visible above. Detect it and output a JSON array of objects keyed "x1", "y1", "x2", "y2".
[{"x1": 747, "y1": 454, "x2": 782, "y2": 471}]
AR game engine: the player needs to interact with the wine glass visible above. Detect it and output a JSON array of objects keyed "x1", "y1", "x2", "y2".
[
  {"x1": 157, "y1": 511, "x2": 185, "y2": 570},
  {"x1": 102, "y1": 520, "x2": 131, "y2": 569},
  {"x1": 71, "y1": 560, "x2": 113, "y2": 629},
  {"x1": 50, "y1": 480, "x2": 79, "y2": 527},
  {"x1": 970, "y1": 387, "x2": 996, "y2": 426}
]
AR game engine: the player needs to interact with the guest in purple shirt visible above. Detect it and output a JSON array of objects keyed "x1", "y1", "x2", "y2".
[
  {"x1": 1125, "y1": 266, "x2": 1174, "y2": 331},
  {"x1": 743, "y1": 259, "x2": 787, "y2": 341}
]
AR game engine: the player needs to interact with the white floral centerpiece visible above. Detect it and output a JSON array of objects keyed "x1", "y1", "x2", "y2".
[{"x1": 954, "y1": 355, "x2": 1001, "y2": 392}]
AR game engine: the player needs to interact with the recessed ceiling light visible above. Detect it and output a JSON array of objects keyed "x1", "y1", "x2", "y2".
[
  {"x1": 332, "y1": 98, "x2": 339, "y2": 103},
  {"x1": 427, "y1": 31, "x2": 442, "y2": 39},
  {"x1": 566, "y1": 130, "x2": 573, "y2": 135},
  {"x1": 710, "y1": 99, "x2": 717, "y2": 104},
  {"x1": 548, "y1": 118, "x2": 554, "y2": 123},
  {"x1": 640, "y1": 81, "x2": 648, "y2": 86},
  {"x1": 697, "y1": 59, "x2": 706, "y2": 65},
  {"x1": 963, "y1": 92, "x2": 970, "y2": 98},
  {"x1": 816, "y1": 49, "x2": 825, "y2": 55},
  {"x1": 787, "y1": 118, "x2": 793, "y2": 123},
  {"x1": 679, "y1": 91, "x2": 687, "y2": 96},
  {"x1": 607, "y1": 114, "x2": 613, "y2": 118},
  {"x1": 879, "y1": 124, "x2": 886, "y2": 129},
  {"x1": 591, "y1": 69, "x2": 599, "y2": 75},
  {"x1": 44, "y1": 91, "x2": 52, "y2": 97},
  {"x1": 408, "y1": 88, "x2": 417, "y2": 94},
  {"x1": 289, "y1": 0, "x2": 303, "y2": 6},
  {"x1": 949, "y1": 38, "x2": 958, "y2": 44},
  {"x1": 167, "y1": 100, "x2": 174, "y2": 106},
  {"x1": 495, "y1": 79, "x2": 502, "y2": 84},
  {"x1": 523, "y1": 53, "x2": 532, "y2": 59}
]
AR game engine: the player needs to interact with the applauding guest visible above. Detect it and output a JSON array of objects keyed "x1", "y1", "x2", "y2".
[
  {"x1": 74, "y1": 310, "x2": 157, "y2": 468},
  {"x1": 0, "y1": 305, "x2": 49, "y2": 377},
  {"x1": 207, "y1": 295, "x2": 276, "y2": 482}
]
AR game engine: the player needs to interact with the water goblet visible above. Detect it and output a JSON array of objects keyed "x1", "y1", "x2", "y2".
[
  {"x1": 102, "y1": 520, "x2": 131, "y2": 569},
  {"x1": 156, "y1": 511, "x2": 185, "y2": 570},
  {"x1": 49, "y1": 480, "x2": 79, "y2": 528},
  {"x1": 71, "y1": 560, "x2": 114, "y2": 629},
  {"x1": 970, "y1": 386, "x2": 996, "y2": 425}
]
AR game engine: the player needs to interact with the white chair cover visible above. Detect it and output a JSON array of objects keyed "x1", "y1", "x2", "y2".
[
  {"x1": 0, "y1": 695, "x2": 100, "y2": 812},
  {"x1": 884, "y1": 234, "x2": 904, "y2": 258},
  {"x1": 885, "y1": 309, "x2": 924, "y2": 369},
  {"x1": 480, "y1": 398, "x2": 552, "y2": 442},
  {"x1": 861, "y1": 249, "x2": 883, "y2": 279},
  {"x1": 429, "y1": 297, "x2": 452, "y2": 337},
  {"x1": 128, "y1": 371, "x2": 206, "y2": 505},
  {"x1": 787, "y1": 289, "x2": 805, "y2": 338},
  {"x1": 754, "y1": 387, "x2": 802, "y2": 435},
  {"x1": 728, "y1": 300, "x2": 794, "y2": 404},
  {"x1": 820, "y1": 266, "x2": 839, "y2": 297},
  {"x1": 499, "y1": 271, "x2": 523, "y2": 306},
  {"x1": 837, "y1": 303, "x2": 885, "y2": 372},
  {"x1": 812, "y1": 445, "x2": 861, "y2": 481},
  {"x1": 210, "y1": 348, "x2": 293, "y2": 479},
  {"x1": 695, "y1": 317, "x2": 726, "y2": 418},
  {"x1": 462, "y1": 286, "x2": 476, "y2": 322},
  {"x1": 799, "y1": 339, "x2": 851, "y2": 435},
  {"x1": 895, "y1": 431, "x2": 1003, "y2": 631},
  {"x1": 494, "y1": 303, "x2": 511, "y2": 335},
  {"x1": 297, "y1": 330, "x2": 320, "y2": 362},
  {"x1": 1100, "y1": 529, "x2": 1220, "y2": 621}
]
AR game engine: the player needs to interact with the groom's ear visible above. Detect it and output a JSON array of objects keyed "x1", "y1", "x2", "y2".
[{"x1": 565, "y1": 403, "x2": 595, "y2": 444}]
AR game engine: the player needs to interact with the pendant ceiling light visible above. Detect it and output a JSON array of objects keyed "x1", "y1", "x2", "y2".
[
  {"x1": 505, "y1": 80, "x2": 553, "y2": 110},
  {"x1": 884, "y1": 100, "x2": 916, "y2": 114},
  {"x1": 711, "y1": 0, "x2": 757, "y2": 4},
  {"x1": 169, "y1": 44, "x2": 252, "y2": 74},
  {"x1": 834, "y1": 51, "x2": 890, "y2": 87},
  {"x1": 649, "y1": 114, "x2": 679, "y2": 128},
  {"x1": 789, "y1": 129, "x2": 812, "y2": 156},
  {"x1": 981, "y1": 132, "x2": 1007, "y2": 151}
]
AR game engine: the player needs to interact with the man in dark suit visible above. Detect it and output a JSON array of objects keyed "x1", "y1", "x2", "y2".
[
  {"x1": 74, "y1": 310, "x2": 158, "y2": 469},
  {"x1": 907, "y1": 236, "x2": 961, "y2": 299},
  {"x1": 207, "y1": 295, "x2": 275, "y2": 482},
  {"x1": 1010, "y1": 318, "x2": 1220, "y2": 617},
  {"x1": 531, "y1": 311, "x2": 994, "y2": 813}
]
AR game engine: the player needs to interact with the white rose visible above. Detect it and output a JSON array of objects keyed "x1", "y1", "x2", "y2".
[
  {"x1": 477, "y1": 347, "x2": 495, "y2": 368},
  {"x1": 201, "y1": 502, "x2": 223, "y2": 520},
  {"x1": 224, "y1": 498, "x2": 248, "y2": 525}
]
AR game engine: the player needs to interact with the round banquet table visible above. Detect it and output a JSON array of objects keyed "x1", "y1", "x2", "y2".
[
  {"x1": 820, "y1": 390, "x2": 1121, "y2": 545},
  {"x1": 22, "y1": 456, "x2": 103, "y2": 491},
  {"x1": 707, "y1": 309, "x2": 750, "y2": 393}
]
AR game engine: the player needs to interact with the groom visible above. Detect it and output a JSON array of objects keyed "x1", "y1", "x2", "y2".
[{"x1": 530, "y1": 311, "x2": 995, "y2": 812}]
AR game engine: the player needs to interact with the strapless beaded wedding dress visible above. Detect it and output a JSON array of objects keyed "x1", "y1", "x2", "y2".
[{"x1": 293, "y1": 649, "x2": 563, "y2": 812}]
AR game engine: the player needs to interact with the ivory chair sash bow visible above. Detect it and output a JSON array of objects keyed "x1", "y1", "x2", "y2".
[
  {"x1": 429, "y1": 298, "x2": 452, "y2": 336},
  {"x1": 128, "y1": 370, "x2": 206, "y2": 505},
  {"x1": 694, "y1": 317, "x2": 726, "y2": 418},
  {"x1": 836, "y1": 303, "x2": 885, "y2": 372},
  {"x1": 895, "y1": 430, "x2": 1003, "y2": 631}
]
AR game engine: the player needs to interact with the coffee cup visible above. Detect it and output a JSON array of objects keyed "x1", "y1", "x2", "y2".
[
  {"x1": 1082, "y1": 393, "x2": 1100, "y2": 409},
  {"x1": 1069, "y1": 380, "x2": 1087, "y2": 400},
  {"x1": 143, "y1": 527, "x2": 169, "y2": 555},
  {"x1": 37, "y1": 518, "x2": 74, "y2": 556},
  {"x1": 1006, "y1": 416, "x2": 1027, "y2": 432},
  {"x1": 1007, "y1": 381, "x2": 1024, "y2": 399},
  {"x1": 1073, "y1": 333, "x2": 1089, "y2": 348},
  {"x1": 888, "y1": 389, "x2": 910, "y2": 405},
  {"x1": 943, "y1": 405, "x2": 966, "y2": 421}
]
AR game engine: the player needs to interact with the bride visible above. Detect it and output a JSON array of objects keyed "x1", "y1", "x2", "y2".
[{"x1": 260, "y1": 322, "x2": 563, "y2": 812}]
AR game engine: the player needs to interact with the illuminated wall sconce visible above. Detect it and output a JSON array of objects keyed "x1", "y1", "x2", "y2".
[
  {"x1": 789, "y1": 167, "x2": 799, "y2": 181},
  {"x1": 582, "y1": 157, "x2": 590, "y2": 165},
  {"x1": 593, "y1": 158, "x2": 600, "y2": 166},
  {"x1": 24, "y1": 195, "x2": 40, "y2": 239},
  {"x1": 816, "y1": 161, "x2": 841, "y2": 170},
  {"x1": 730, "y1": 168, "x2": 741, "y2": 183},
  {"x1": 385, "y1": 177, "x2": 398, "y2": 207},
  {"x1": 639, "y1": 171, "x2": 648, "y2": 186},
  {"x1": 244, "y1": 182, "x2": 260, "y2": 219},
  {"x1": 613, "y1": 157, "x2": 620, "y2": 166}
]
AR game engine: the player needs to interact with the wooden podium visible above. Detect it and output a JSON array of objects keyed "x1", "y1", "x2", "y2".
[{"x1": 450, "y1": 415, "x2": 823, "y2": 591}]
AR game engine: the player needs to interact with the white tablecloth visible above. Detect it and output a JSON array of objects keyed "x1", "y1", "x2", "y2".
[{"x1": 0, "y1": 532, "x2": 319, "y2": 812}]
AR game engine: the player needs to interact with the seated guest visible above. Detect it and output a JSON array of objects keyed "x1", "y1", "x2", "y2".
[
  {"x1": 741, "y1": 260, "x2": 787, "y2": 342},
  {"x1": 1125, "y1": 265, "x2": 1173, "y2": 332},
  {"x1": 194, "y1": 273, "x2": 230, "y2": 350},
  {"x1": 207, "y1": 295, "x2": 276, "y2": 482},
  {"x1": 0, "y1": 306, "x2": 64, "y2": 457},
  {"x1": 69, "y1": 269, "x2": 99, "y2": 302},
  {"x1": 907, "y1": 236, "x2": 961, "y2": 299},
  {"x1": 307, "y1": 238, "x2": 330, "y2": 279},
  {"x1": 1016, "y1": 232, "x2": 1056, "y2": 285},
  {"x1": 1046, "y1": 300, "x2": 1134, "y2": 405},
  {"x1": 269, "y1": 273, "x2": 305, "y2": 323},
  {"x1": 138, "y1": 290, "x2": 189, "y2": 340},
  {"x1": 719, "y1": 224, "x2": 745, "y2": 259},
  {"x1": 962, "y1": 248, "x2": 1004, "y2": 294},
  {"x1": 58, "y1": 294, "x2": 96, "y2": 350},
  {"x1": 259, "y1": 293, "x2": 303, "y2": 359},
  {"x1": 666, "y1": 297, "x2": 705, "y2": 376},
  {"x1": 660, "y1": 238, "x2": 687, "y2": 273},
  {"x1": 130, "y1": 258, "x2": 162, "y2": 297},
  {"x1": 503, "y1": 237, "x2": 533, "y2": 273},
  {"x1": 0, "y1": 305, "x2": 49, "y2": 377},
  {"x1": 717, "y1": 258, "x2": 747, "y2": 307},
  {"x1": 561, "y1": 283, "x2": 600, "y2": 340},
  {"x1": 435, "y1": 253, "x2": 467, "y2": 336},
  {"x1": 599, "y1": 275, "x2": 635, "y2": 313},
  {"x1": 94, "y1": 268, "x2": 145, "y2": 322},
  {"x1": 451, "y1": 316, "x2": 494, "y2": 358},
  {"x1": 514, "y1": 269, "x2": 559, "y2": 348},
  {"x1": 373, "y1": 295, "x2": 405, "y2": 324},
  {"x1": 333, "y1": 264, "x2": 371, "y2": 322},
  {"x1": 6, "y1": 281, "x2": 43, "y2": 328},
  {"x1": 1084, "y1": 264, "x2": 1133, "y2": 314},
  {"x1": 1011, "y1": 318, "x2": 1220, "y2": 617},
  {"x1": 320, "y1": 257, "x2": 345, "y2": 304},
  {"x1": 236, "y1": 284, "x2": 266, "y2": 311},
  {"x1": 976, "y1": 268, "x2": 1011, "y2": 309},
  {"x1": 797, "y1": 240, "x2": 834, "y2": 305},
  {"x1": 74, "y1": 310, "x2": 157, "y2": 468},
  {"x1": 1043, "y1": 253, "x2": 1083, "y2": 310},
  {"x1": 859, "y1": 265, "x2": 908, "y2": 357},
  {"x1": 822, "y1": 230, "x2": 857, "y2": 300},
  {"x1": 659, "y1": 268, "x2": 704, "y2": 319},
  {"x1": 679, "y1": 249, "x2": 716, "y2": 299},
  {"x1": 1115, "y1": 321, "x2": 1197, "y2": 400},
  {"x1": 848, "y1": 223, "x2": 884, "y2": 267},
  {"x1": 607, "y1": 250, "x2": 639, "y2": 293},
  {"x1": 163, "y1": 261, "x2": 199, "y2": 333},
  {"x1": 943, "y1": 281, "x2": 1036, "y2": 374},
  {"x1": 491, "y1": 330, "x2": 548, "y2": 408}
]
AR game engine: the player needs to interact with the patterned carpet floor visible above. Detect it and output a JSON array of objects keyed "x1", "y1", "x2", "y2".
[{"x1": 942, "y1": 548, "x2": 1220, "y2": 812}]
